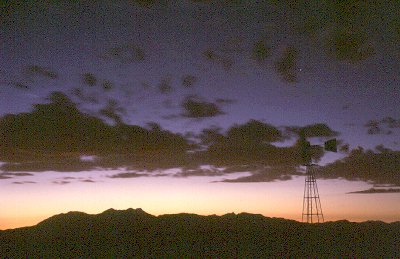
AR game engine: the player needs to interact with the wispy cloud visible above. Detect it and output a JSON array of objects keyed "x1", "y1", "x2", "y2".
[
  {"x1": 108, "y1": 172, "x2": 148, "y2": 178},
  {"x1": 12, "y1": 181, "x2": 36, "y2": 185},
  {"x1": 347, "y1": 188, "x2": 400, "y2": 194}
]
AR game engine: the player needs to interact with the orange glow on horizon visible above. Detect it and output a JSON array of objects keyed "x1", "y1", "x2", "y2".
[{"x1": 0, "y1": 176, "x2": 399, "y2": 230}]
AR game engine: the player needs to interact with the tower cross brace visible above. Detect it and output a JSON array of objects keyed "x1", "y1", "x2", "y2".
[{"x1": 302, "y1": 164, "x2": 324, "y2": 223}]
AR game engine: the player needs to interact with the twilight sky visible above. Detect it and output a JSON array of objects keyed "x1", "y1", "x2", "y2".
[{"x1": 0, "y1": 0, "x2": 399, "y2": 229}]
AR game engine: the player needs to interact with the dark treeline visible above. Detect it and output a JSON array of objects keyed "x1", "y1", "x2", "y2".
[{"x1": 1, "y1": 209, "x2": 399, "y2": 258}]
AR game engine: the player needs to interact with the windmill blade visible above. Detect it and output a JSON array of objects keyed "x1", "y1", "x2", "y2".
[{"x1": 324, "y1": 138, "x2": 337, "y2": 152}]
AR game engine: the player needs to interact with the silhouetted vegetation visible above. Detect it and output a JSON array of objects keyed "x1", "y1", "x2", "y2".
[{"x1": 0, "y1": 209, "x2": 398, "y2": 257}]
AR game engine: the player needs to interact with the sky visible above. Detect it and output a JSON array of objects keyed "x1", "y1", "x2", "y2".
[{"x1": 0, "y1": 0, "x2": 399, "y2": 229}]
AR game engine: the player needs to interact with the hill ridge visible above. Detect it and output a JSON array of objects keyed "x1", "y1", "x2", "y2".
[{"x1": 1, "y1": 208, "x2": 399, "y2": 257}]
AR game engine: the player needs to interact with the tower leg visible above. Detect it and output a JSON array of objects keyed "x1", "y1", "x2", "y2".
[{"x1": 302, "y1": 165, "x2": 324, "y2": 223}]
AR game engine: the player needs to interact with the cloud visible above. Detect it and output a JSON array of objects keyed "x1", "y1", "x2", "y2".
[
  {"x1": 0, "y1": 172, "x2": 34, "y2": 179},
  {"x1": 52, "y1": 180, "x2": 71, "y2": 185},
  {"x1": 326, "y1": 28, "x2": 375, "y2": 62},
  {"x1": 102, "y1": 43, "x2": 145, "y2": 63},
  {"x1": 129, "y1": 0, "x2": 155, "y2": 8},
  {"x1": 286, "y1": 124, "x2": 339, "y2": 138},
  {"x1": 26, "y1": 65, "x2": 58, "y2": 79},
  {"x1": 339, "y1": 143, "x2": 350, "y2": 153},
  {"x1": 12, "y1": 181, "x2": 36, "y2": 185},
  {"x1": 0, "y1": 92, "x2": 194, "y2": 172},
  {"x1": 102, "y1": 80, "x2": 113, "y2": 91},
  {"x1": 0, "y1": 91, "x2": 347, "y2": 184},
  {"x1": 99, "y1": 99, "x2": 126, "y2": 124},
  {"x1": 11, "y1": 82, "x2": 29, "y2": 90},
  {"x1": 175, "y1": 167, "x2": 224, "y2": 177},
  {"x1": 181, "y1": 95, "x2": 224, "y2": 118},
  {"x1": 71, "y1": 87, "x2": 99, "y2": 104},
  {"x1": 226, "y1": 120, "x2": 284, "y2": 143},
  {"x1": 182, "y1": 75, "x2": 197, "y2": 88},
  {"x1": 215, "y1": 98, "x2": 236, "y2": 104},
  {"x1": 320, "y1": 146, "x2": 400, "y2": 186},
  {"x1": 347, "y1": 188, "x2": 400, "y2": 194},
  {"x1": 108, "y1": 172, "x2": 148, "y2": 178},
  {"x1": 252, "y1": 40, "x2": 271, "y2": 63},
  {"x1": 198, "y1": 120, "x2": 318, "y2": 170},
  {"x1": 381, "y1": 117, "x2": 400, "y2": 128},
  {"x1": 82, "y1": 73, "x2": 97, "y2": 86},
  {"x1": 219, "y1": 166, "x2": 299, "y2": 183},
  {"x1": 0, "y1": 174, "x2": 12, "y2": 180},
  {"x1": 197, "y1": 126, "x2": 224, "y2": 146},
  {"x1": 0, "y1": 159, "x2": 97, "y2": 173},
  {"x1": 274, "y1": 46, "x2": 299, "y2": 83},
  {"x1": 80, "y1": 179, "x2": 96, "y2": 183},
  {"x1": 203, "y1": 49, "x2": 234, "y2": 70},
  {"x1": 365, "y1": 117, "x2": 400, "y2": 135},
  {"x1": 158, "y1": 78, "x2": 173, "y2": 94}
]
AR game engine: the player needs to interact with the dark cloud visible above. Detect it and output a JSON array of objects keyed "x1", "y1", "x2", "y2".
[
  {"x1": 102, "y1": 43, "x2": 145, "y2": 63},
  {"x1": 0, "y1": 174, "x2": 12, "y2": 180},
  {"x1": 70, "y1": 87, "x2": 99, "y2": 104},
  {"x1": 0, "y1": 92, "x2": 193, "y2": 172},
  {"x1": 203, "y1": 49, "x2": 234, "y2": 70},
  {"x1": 0, "y1": 159, "x2": 97, "y2": 173},
  {"x1": 99, "y1": 99, "x2": 126, "y2": 124},
  {"x1": 252, "y1": 40, "x2": 271, "y2": 63},
  {"x1": 199, "y1": 120, "x2": 317, "y2": 169},
  {"x1": 365, "y1": 120, "x2": 381, "y2": 135},
  {"x1": 108, "y1": 172, "x2": 148, "y2": 178},
  {"x1": 198, "y1": 126, "x2": 224, "y2": 146},
  {"x1": 381, "y1": 117, "x2": 400, "y2": 128},
  {"x1": 182, "y1": 75, "x2": 197, "y2": 88},
  {"x1": 26, "y1": 65, "x2": 58, "y2": 79},
  {"x1": 129, "y1": 0, "x2": 155, "y2": 8},
  {"x1": 326, "y1": 29, "x2": 375, "y2": 63},
  {"x1": 215, "y1": 98, "x2": 236, "y2": 104},
  {"x1": 175, "y1": 167, "x2": 224, "y2": 178},
  {"x1": 365, "y1": 117, "x2": 400, "y2": 135},
  {"x1": 12, "y1": 181, "x2": 36, "y2": 185},
  {"x1": 80, "y1": 179, "x2": 96, "y2": 183},
  {"x1": 320, "y1": 147, "x2": 400, "y2": 186},
  {"x1": 52, "y1": 181, "x2": 71, "y2": 185},
  {"x1": 62, "y1": 177, "x2": 77, "y2": 180},
  {"x1": 2, "y1": 172, "x2": 34, "y2": 177},
  {"x1": 181, "y1": 95, "x2": 224, "y2": 118},
  {"x1": 227, "y1": 120, "x2": 284, "y2": 144},
  {"x1": 0, "y1": 91, "x2": 348, "y2": 183},
  {"x1": 82, "y1": 73, "x2": 97, "y2": 86},
  {"x1": 274, "y1": 46, "x2": 299, "y2": 83},
  {"x1": 347, "y1": 188, "x2": 400, "y2": 194},
  {"x1": 373, "y1": 184, "x2": 400, "y2": 188},
  {"x1": 102, "y1": 80, "x2": 113, "y2": 91},
  {"x1": 158, "y1": 78, "x2": 173, "y2": 94},
  {"x1": 286, "y1": 124, "x2": 339, "y2": 138},
  {"x1": 375, "y1": 144, "x2": 392, "y2": 153},
  {"x1": 339, "y1": 143, "x2": 350, "y2": 153},
  {"x1": 11, "y1": 82, "x2": 29, "y2": 90}
]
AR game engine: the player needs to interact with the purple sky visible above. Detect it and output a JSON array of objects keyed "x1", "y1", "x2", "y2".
[{"x1": 0, "y1": 1, "x2": 399, "y2": 228}]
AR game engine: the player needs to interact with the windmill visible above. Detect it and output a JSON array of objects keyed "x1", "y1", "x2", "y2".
[{"x1": 299, "y1": 131, "x2": 337, "y2": 223}]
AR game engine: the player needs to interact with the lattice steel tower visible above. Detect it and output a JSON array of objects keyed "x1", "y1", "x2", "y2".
[
  {"x1": 302, "y1": 164, "x2": 324, "y2": 223},
  {"x1": 298, "y1": 131, "x2": 336, "y2": 223}
]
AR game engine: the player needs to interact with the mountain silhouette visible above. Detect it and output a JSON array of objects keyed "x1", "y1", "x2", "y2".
[{"x1": 0, "y1": 209, "x2": 398, "y2": 258}]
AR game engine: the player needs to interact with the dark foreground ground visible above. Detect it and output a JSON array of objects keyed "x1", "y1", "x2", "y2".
[{"x1": 1, "y1": 208, "x2": 399, "y2": 258}]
